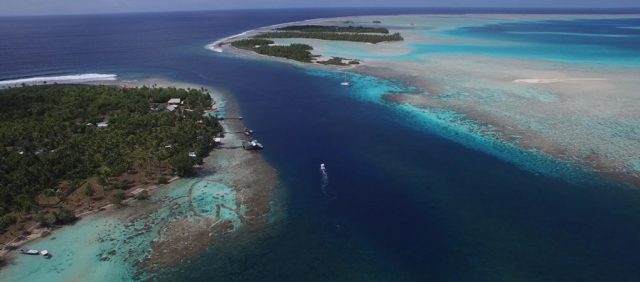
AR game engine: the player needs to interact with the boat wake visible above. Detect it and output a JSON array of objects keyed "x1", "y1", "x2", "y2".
[
  {"x1": 0, "y1": 73, "x2": 118, "y2": 87},
  {"x1": 320, "y1": 163, "x2": 329, "y2": 193}
]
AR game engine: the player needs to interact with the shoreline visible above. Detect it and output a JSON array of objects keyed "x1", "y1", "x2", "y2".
[
  {"x1": 206, "y1": 13, "x2": 640, "y2": 54},
  {"x1": 0, "y1": 77, "x2": 280, "y2": 280},
  {"x1": 207, "y1": 14, "x2": 640, "y2": 187}
]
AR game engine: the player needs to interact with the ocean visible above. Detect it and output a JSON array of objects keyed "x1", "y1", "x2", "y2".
[{"x1": 2, "y1": 8, "x2": 640, "y2": 281}]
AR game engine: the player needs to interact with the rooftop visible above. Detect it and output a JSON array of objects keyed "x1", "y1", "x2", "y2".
[{"x1": 167, "y1": 98, "x2": 181, "y2": 104}]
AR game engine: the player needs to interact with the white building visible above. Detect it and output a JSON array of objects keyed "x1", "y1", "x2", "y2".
[
  {"x1": 166, "y1": 105, "x2": 178, "y2": 112},
  {"x1": 97, "y1": 121, "x2": 109, "y2": 128}
]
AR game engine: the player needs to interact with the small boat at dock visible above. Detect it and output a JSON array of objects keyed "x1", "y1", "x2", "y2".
[
  {"x1": 40, "y1": 250, "x2": 51, "y2": 257},
  {"x1": 320, "y1": 163, "x2": 326, "y2": 171},
  {"x1": 20, "y1": 249, "x2": 39, "y2": 255},
  {"x1": 242, "y1": 140, "x2": 264, "y2": 150}
]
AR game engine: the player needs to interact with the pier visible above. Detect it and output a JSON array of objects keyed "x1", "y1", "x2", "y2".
[{"x1": 216, "y1": 116, "x2": 243, "y2": 120}]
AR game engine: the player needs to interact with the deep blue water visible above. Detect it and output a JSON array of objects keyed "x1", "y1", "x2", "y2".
[{"x1": 2, "y1": 8, "x2": 640, "y2": 281}]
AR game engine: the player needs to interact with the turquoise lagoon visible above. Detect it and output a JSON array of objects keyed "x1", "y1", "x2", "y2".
[{"x1": 287, "y1": 14, "x2": 640, "y2": 183}]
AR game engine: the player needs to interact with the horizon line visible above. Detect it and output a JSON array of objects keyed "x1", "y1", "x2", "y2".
[{"x1": 2, "y1": 6, "x2": 640, "y2": 18}]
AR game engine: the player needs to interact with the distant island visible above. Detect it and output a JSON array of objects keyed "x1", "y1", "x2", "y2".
[
  {"x1": 228, "y1": 24, "x2": 403, "y2": 65},
  {"x1": 0, "y1": 84, "x2": 221, "y2": 247},
  {"x1": 211, "y1": 14, "x2": 640, "y2": 187}
]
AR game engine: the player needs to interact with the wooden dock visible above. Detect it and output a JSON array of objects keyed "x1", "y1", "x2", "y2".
[{"x1": 216, "y1": 116, "x2": 243, "y2": 120}]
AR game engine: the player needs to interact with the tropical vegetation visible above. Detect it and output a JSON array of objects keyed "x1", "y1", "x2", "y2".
[
  {"x1": 255, "y1": 31, "x2": 403, "y2": 44},
  {"x1": 275, "y1": 25, "x2": 390, "y2": 34},
  {"x1": 0, "y1": 85, "x2": 221, "y2": 218},
  {"x1": 231, "y1": 39, "x2": 314, "y2": 62}
]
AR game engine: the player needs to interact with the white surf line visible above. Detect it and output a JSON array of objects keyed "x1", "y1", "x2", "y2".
[
  {"x1": 206, "y1": 31, "x2": 249, "y2": 52},
  {"x1": 0, "y1": 73, "x2": 118, "y2": 87},
  {"x1": 205, "y1": 16, "x2": 355, "y2": 53},
  {"x1": 207, "y1": 13, "x2": 640, "y2": 53},
  {"x1": 513, "y1": 78, "x2": 607, "y2": 84}
]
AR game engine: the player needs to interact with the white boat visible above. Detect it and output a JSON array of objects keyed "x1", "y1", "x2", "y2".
[
  {"x1": 20, "y1": 249, "x2": 39, "y2": 255},
  {"x1": 340, "y1": 81, "x2": 352, "y2": 87},
  {"x1": 242, "y1": 140, "x2": 264, "y2": 150},
  {"x1": 320, "y1": 163, "x2": 326, "y2": 170},
  {"x1": 40, "y1": 250, "x2": 50, "y2": 256},
  {"x1": 251, "y1": 140, "x2": 264, "y2": 150}
]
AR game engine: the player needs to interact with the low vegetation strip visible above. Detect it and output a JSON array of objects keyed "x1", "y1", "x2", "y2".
[
  {"x1": 231, "y1": 39, "x2": 314, "y2": 62},
  {"x1": 275, "y1": 25, "x2": 390, "y2": 34},
  {"x1": 317, "y1": 57, "x2": 360, "y2": 66},
  {"x1": 255, "y1": 31, "x2": 403, "y2": 44},
  {"x1": 229, "y1": 38, "x2": 275, "y2": 49},
  {"x1": 229, "y1": 24, "x2": 401, "y2": 63}
]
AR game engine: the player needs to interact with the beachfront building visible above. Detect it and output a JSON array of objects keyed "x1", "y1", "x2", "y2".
[
  {"x1": 96, "y1": 121, "x2": 109, "y2": 128},
  {"x1": 166, "y1": 105, "x2": 178, "y2": 112},
  {"x1": 167, "y1": 98, "x2": 181, "y2": 105}
]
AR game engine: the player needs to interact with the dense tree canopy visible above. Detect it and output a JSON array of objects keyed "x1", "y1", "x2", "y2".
[
  {"x1": 256, "y1": 31, "x2": 403, "y2": 44},
  {"x1": 232, "y1": 39, "x2": 314, "y2": 62},
  {"x1": 0, "y1": 85, "x2": 221, "y2": 215},
  {"x1": 275, "y1": 25, "x2": 390, "y2": 34},
  {"x1": 230, "y1": 25, "x2": 402, "y2": 64}
]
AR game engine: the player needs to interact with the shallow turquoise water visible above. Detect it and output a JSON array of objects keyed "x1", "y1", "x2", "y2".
[
  {"x1": 442, "y1": 18, "x2": 640, "y2": 65},
  {"x1": 307, "y1": 70, "x2": 599, "y2": 185},
  {"x1": 304, "y1": 16, "x2": 640, "y2": 65}
]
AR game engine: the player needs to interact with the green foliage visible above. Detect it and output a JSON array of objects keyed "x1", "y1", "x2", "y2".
[
  {"x1": 112, "y1": 182, "x2": 131, "y2": 190},
  {"x1": 53, "y1": 208, "x2": 76, "y2": 224},
  {"x1": 136, "y1": 190, "x2": 150, "y2": 201},
  {"x1": 43, "y1": 189, "x2": 56, "y2": 197},
  {"x1": 255, "y1": 31, "x2": 403, "y2": 44},
  {"x1": 230, "y1": 39, "x2": 274, "y2": 49},
  {"x1": 0, "y1": 214, "x2": 17, "y2": 230},
  {"x1": 232, "y1": 39, "x2": 314, "y2": 63},
  {"x1": 317, "y1": 57, "x2": 359, "y2": 66},
  {"x1": 97, "y1": 176, "x2": 107, "y2": 185},
  {"x1": 0, "y1": 85, "x2": 221, "y2": 215},
  {"x1": 15, "y1": 195, "x2": 33, "y2": 212},
  {"x1": 276, "y1": 25, "x2": 389, "y2": 34},
  {"x1": 36, "y1": 212, "x2": 54, "y2": 227},
  {"x1": 157, "y1": 176, "x2": 168, "y2": 185},
  {"x1": 111, "y1": 191, "x2": 126, "y2": 205},
  {"x1": 84, "y1": 184, "x2": 95, "y2": 197},
  {"x1": 255, "y1": 44, "x2": 314, "y2": 62},
  {"x1": 171, "y1": 153, "x2": 194, "y2": 177}
]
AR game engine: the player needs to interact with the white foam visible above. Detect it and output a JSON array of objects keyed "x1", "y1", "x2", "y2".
[
  {"x1": 206, "y1": 31, "x2": 250, "y2": 53},
  {"x1": 205, "y1": 16, "x2": 342, "y2": 53},
  {"x1": 0, "y1": 73, "x2": 117, "y2": 87},
  {"x1": 513, "y1": 78, "x2": 607, "y2": 84}
]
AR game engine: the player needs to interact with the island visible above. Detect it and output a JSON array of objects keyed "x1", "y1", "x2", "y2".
[
  {"x1": 0, "y1": 84, "x2": 220, "y2": 247},
  {"x1": 227, "y1": 24, "x2": 402, "y2": 65},
  {"x1": 0, "y1": 81, "x2": 278, "y2": 279},
  {"x1": 212, "y1": 14, "x2": 640, "y2": 187}
]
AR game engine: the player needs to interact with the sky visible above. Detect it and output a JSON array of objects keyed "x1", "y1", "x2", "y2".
[{"x1": 0, "y1": 0, "x2": 638, "y2": 16}]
